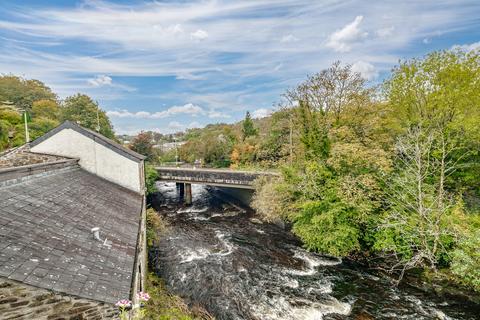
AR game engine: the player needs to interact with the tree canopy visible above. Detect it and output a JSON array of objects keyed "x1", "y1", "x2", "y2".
[{"x1": 0, "y1": 76, "x2": 117, "y2": 150}]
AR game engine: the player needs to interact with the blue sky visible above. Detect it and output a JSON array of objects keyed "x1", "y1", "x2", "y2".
[{"x1": 0, "y1": 0, "x2": 479, "y2": 134}]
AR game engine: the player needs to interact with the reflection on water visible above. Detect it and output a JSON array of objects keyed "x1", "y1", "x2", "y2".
[{"x1": 150, "y1": 183, "x2": 480, "y2": 320}]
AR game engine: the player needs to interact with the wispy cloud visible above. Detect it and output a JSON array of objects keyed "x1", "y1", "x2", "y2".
[
  {"x1": 190, "y1": 29, "x2": 209, "y2": 41},
  {"x1": 88, "y1": 75, "x2": 112, "y2": 87},
  {"x1": 351, "y1": 60, "x2": 378, "y2": 80},
  {"x1": 280, "y1": 34, "x2": 299, "y2": 43},
  {"x1": 451, "y1": 41, "x2": 480, "y2": 51},
  {"x1": 326, "y1": 16, "x2": 368, "y2": 52},
  {"x1": 252, "y1": 108, "x2": 273, "y2": 119},
  {"x1": 107, "y1": 103, "x2": 204, "y2": 119},
  {"x1": 0, "y1": 0, "x2": 479, "y2": 134}
]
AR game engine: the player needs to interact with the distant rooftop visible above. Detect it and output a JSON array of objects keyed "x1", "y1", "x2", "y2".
[{"x1": 0, "y1": 164, "x2": 143, "y2": 303}]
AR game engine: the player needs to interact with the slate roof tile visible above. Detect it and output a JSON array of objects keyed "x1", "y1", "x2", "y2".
[{"x1": 0, "y1": 167, "x2": 142, "y2": 304}]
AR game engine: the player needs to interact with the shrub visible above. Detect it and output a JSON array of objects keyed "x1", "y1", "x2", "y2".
[
  {"x1": 251, "y1": 175, "x2": 292, "y2": 222},
  {"x1": 145, "y1": 165, "x2": 159, "y2": 195},
  {"x1": 146, "y1": 208, "x2": 169, "y2": 247},
  {"x1": 450, "y1": 231, "x2": 480, "y2": 291}
]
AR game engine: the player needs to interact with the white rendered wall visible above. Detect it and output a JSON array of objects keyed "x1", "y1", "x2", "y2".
[{"x1": 31, "y1": 128, "x2": 143, "y2": 193}]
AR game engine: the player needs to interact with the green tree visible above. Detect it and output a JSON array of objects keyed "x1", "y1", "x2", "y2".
[
  {"x1": 179, "y1": 124, "x2": 236, "y2": 167},
  {"x1": 242, "y1": 111, "x2": 258, "y2": 141},
  {"x1": 256, "y1": 109, "x2": 293, "y2": 166},
  {"x1": 253, "y1": 61, "x2": 391, "y2": 257},
  {"x1": 297, "y1": 100, "x2": 330, "y2": 160},
  {"x1": 61, "y1": 94, "x2": 115, "y2": 139},
  {"x1": 130, "y1": 131, "x2": 155, "y2": 161},
  {"x1": 384, "y1": 49, "x2": 480, "y2": 201},
  {"x1": 374, "y1": 49, "x2": 480, "y2": 280},
  {"x1": 0, "y1": 75, "x2": 56, "y2": 112},
  {"x1": 31, "y1": 99, "x2": 60, "y2": 120},
  {"x1": 451, "y1": 230, "x2": 480, "y2": 291}
]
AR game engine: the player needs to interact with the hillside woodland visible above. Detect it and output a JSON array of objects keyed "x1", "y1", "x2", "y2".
[{"x1": 0, "y1": 75, "x2": 115, "y2": 150}]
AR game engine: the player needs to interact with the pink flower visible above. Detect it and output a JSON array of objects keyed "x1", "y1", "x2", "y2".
[
  {"x1": 136, "y1": 291, "x2": 150, "y2": 302},
  {"x1": 115, "y1": 299, "x2": 132, "y2": 308}
]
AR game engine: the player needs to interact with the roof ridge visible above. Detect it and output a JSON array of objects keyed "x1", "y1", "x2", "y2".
[{"x1": 30, "y1": 121, "x2": 146, "y2": 162}]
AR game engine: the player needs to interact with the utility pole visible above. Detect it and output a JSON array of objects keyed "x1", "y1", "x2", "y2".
[
  {"x1": 289, "y1": 116, "x2": 293, "y2": 164},
  {"x1": 174, "y1": 137, "x2": 179, "y2": 167},
  {"x1": 96, "y1": 108, "x2": 100, "y2": 132},
  {"x1": 23, "y1": 109, "x2": 30, "y2": 143}
]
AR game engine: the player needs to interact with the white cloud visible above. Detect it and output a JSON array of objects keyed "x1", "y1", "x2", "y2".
[
  {"x1": 451, "y1": 41, "x2": 480, "y2": 51},
  {"x1": 107, "y1": 103, "x2": 204, "y2": 119},
  {"x1": 326, "y1": 15, "x2": 368, "y2": 52},
  {"x1": 188, "y1": 121, "x2": 201, "y2": 129},
  {"x1": 252, "y1": 108, "x2": 272, "y2": 119},
  {"x1": 166, "y1": 103, "x2": 203, "y2": 116},
  {"x1": 190, "y1": 29, "x2": 208, "y2": 41},
  {"x1": 351, "y1": 60, "x2": 378, "y2": 80},
  {"x1": 87, "y1": 75, "x2": 112, "y2": 87},
  {"x1": 376, "y1": 26, "x2": 394, "y2": 38},
  {"x1": 168, "y1": 121, "x2": 183, "y2": 130},
  {"x1": 280, "y1": 34, "x2": 299, "y2": 43},
  {"x1": 1, "y1": 0, "x2": 479, "y2": 131},
  {"x1": 274, "y1": 63, "x2": 283, "y2": 71},
  {"x1": 208, "y1": 111, "x2": 231, "y2": 119}
]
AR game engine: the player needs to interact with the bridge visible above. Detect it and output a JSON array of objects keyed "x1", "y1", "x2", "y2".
[{"x1": 155, "y1": 167, "x2": 278, "y2": 204}]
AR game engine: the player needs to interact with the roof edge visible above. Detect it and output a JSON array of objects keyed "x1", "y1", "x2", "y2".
[{"x1": 0, "y1": 158, "x2": 79, "y2": 187}]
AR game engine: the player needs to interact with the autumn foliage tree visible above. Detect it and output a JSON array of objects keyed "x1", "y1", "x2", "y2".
[{"x1": 130, "y1": 132, "x2": 155, "y2": 161}]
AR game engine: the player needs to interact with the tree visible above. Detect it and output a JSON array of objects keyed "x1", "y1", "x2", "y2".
[
  {"x1": 179, "y1": 124, "x2": 237, "y2": 167},
  {"x1": 253, "y1": 61, "x2": 391, "y2": 257},
  {"x1": 285, "y1": 61, "x2": 370, "y2": 127},
  {"x1": 0, "y1": 75, "x2": 57, "y2": 112},
  {"x1": 61, "y1": 94, "x2": 115, "y2": 139},
  {"x1": 384, "y1": 49, "x2": 480, "y2": 201},
  {"x1": 374, "y1": 127, "x2": 467, "y2": 279},
  {"x1": 32, "y1": 99, "x2": 60, "y2": 120},
  {"x1": 242, "y1": 111, "x2": 257, "y2": 141},
  {"x1": 256, "y1": 109, "x2": 293, "y2": 166},
  {"x1": 297, "y1": 100, "x2": 330, "y2": 160},
  {"x1": 130, "y1": 132, "x2": 155, "y2": 161},
  {"x1": 451, "y1": 230, "x2": 480, "y2": 291}
]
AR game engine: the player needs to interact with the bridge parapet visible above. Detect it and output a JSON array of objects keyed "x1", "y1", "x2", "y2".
[{"x1": 155, "y1": 167, "x2": 278, "y2": 189}]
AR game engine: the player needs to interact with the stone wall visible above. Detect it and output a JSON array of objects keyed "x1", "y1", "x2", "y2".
[
  {"x1": 0, "y1": 278, "x2": 117, "y2": 320},
  {"x1": 0, "y1": 145, "x2": 68, "y2": 169},
  {"x1": 0, "y1": 159, "x2": 79, "y2": 187}
]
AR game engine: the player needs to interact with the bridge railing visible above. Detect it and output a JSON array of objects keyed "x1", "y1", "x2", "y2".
[{"x1": 155, "y1": 167, "x2": 278, "y2": 189}]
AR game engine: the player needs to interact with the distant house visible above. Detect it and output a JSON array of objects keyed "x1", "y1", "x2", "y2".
[
  {"x1": 0, "y1": 121, "x2": 147, "y2": 320},
  {"x1": 152, "y1": 141, "x2": 185, "y2": 153}
]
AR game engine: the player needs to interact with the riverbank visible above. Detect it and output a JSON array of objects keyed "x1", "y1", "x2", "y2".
[
  {"x1": 144, "y1": 207, "x2": 214, "y2": 320},
  {"x1": 214, "y1": 186, "x2": 480, "y2": 306},
  {"x1": 144, "y1": 272, "x2": 214, "y2": 320},
  {"x1": 146, "y1": 182, "x2": 480, "y2": 319}
]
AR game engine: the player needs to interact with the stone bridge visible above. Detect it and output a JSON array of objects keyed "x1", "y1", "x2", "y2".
[{"x1": 155, "y1": 167, "x2": 278, "y2": 204}]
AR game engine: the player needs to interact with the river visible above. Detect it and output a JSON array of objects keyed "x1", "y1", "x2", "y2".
[{"x1": 149, "y1": 182, "x2": 480, "y2": 320}]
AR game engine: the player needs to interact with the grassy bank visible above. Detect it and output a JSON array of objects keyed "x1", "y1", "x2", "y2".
[{"x1": 143, "y1": 272, "x2": 213, "y2": 320}]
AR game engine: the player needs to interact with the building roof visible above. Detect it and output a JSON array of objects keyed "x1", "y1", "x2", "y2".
[
  {"x1": 0, "y1": 144, "x2": 73, "y2": 169},
  {"x1": 0, "y1": 164, "x2": 143, "y2": 304},
  {"x1": 30, "y1": 121, "x2": 146, "y2": 162}
]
